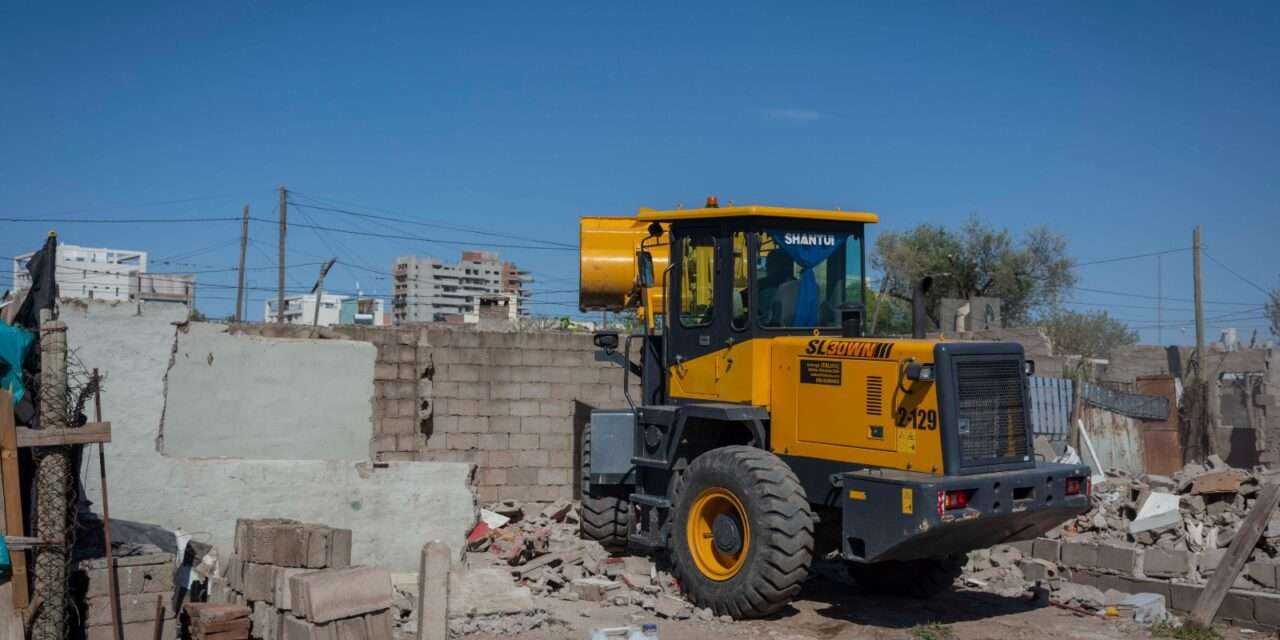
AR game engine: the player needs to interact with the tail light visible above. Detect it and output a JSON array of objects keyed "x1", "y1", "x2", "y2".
[
  {"x1": 937, "y1": 489, "x2": 974, "y2": 513},
  {"x1": 1065, "y1": 476, "x2": 1089, "y2": 497}
]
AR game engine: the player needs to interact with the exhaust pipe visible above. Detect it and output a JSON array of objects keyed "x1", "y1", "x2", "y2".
[{"x1": 911, "y1": 276, "x2": 933, "y2": 339}]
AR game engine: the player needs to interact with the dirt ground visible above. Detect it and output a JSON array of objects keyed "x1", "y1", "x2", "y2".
[{"x1": 472, "y1": 569, "x2": 1270, "y2": 640}]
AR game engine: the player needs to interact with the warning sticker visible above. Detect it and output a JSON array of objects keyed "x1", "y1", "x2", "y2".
[{"x1": 799, "y1": 359, "x2": 842, "y2": 386}]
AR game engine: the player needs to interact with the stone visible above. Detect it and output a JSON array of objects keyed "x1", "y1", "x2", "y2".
[
  {"x1": 1054, "y1": 582, "x2": 1105, "y2": 609},
  {"x1": 570, "y1": 577, "x2": 620, "y2": 602},
  {"x1": 274, "y1": 568, "x2": 310, "y2": 611},
  {"x1": 622, "y1": 556, "x2": 652, "y2": 576},
  {"x1": 82, "y1": 561, "x2": 175, "y2": 598},
  {"x1": 328, "y1": 528, "x2": 353, "y2": 569},
  {"x1": 283, "y1": 614, "x2": 336, "y2": 640},
  {"x1": 447, "y1": 568, "x2": 535, "y2": 617},
  {"x1": 86, "y1": 593, "x2": 175, "y2": 627},
  {"x1": 1199, "y1": 548, "x2": 1228, "y2": 576}
]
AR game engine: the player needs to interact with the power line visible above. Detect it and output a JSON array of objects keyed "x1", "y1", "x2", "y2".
[
  {"x1": 246, "y1": 217, "x2": 573, "y2": 251},
  {"x1": 1072, "y1": 247, "x2": 1192, "y2": 268},
  {"x1": 1, "y1": 216, "x2": 240, "y2": 224},
  {"x1": 1202, "y1": 250, "x2": 1273, "y2": 297},
  {"x1": 288, "y1": 191, "x2": 576, "y2": 249}
]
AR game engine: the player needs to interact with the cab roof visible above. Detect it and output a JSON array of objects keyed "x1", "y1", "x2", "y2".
[{"x1": 635, "y1": 205, "x2": 878, "y2": 224}]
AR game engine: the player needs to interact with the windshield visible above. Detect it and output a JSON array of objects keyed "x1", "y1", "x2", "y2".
[{"x1": 756, "y1": 229, "x2": 863, "y2": 328}]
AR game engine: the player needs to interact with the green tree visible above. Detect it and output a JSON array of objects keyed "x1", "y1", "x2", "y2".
[
  {"x1": 872, "y1": 215, "x2": 1076, "y2": 326},
  {"x1": 1041, "y1": 309, "x2": 1138, "y2": 360},
  {"x1": 866, "y1": 287, "x2": 913, "y2": 336}
]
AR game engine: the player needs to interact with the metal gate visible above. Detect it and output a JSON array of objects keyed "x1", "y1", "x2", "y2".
[{"x1": 1027, "y1": 376, "x2": 1073, "y2": 442}]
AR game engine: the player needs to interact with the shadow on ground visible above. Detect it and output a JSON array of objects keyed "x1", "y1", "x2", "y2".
[{"x1": 789, "y1": 562, "x2": 1046, "y2": 631}]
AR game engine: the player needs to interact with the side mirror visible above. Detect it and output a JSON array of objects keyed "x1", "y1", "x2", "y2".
[
  {"x1": 593, "y1": 331, "x2": 619, "y2": 353},
  {"x1": 636, "y1": 251, "x2": 655, "y2": 289}
]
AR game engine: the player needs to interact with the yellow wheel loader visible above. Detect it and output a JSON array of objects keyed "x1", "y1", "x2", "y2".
[{"x1": 577, "y1": 201, "x2": 1091, "y2": 618}]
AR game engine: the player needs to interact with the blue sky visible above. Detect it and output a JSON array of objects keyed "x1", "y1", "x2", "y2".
[{"x1": 2, "y1": 2, "x2": 1277, "y2": 342}]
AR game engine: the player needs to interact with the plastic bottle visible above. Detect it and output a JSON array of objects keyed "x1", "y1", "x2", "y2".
[{"x1": 642, "y1": 623, "x2": 659, "y2": 639}]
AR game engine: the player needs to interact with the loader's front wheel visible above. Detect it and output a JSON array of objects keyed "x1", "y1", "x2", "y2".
[
  {"x1": 847, "y1": 555, "x2": 964, "y2": 599},
  {"x1": 579, "y1": 425, "x2": 630, "y2": 553},
  {"x1": 670, "y1": 446, "x2": 814, "y2": 618}
]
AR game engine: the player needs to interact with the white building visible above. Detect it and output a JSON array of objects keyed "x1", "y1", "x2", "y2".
[
  {"x1": 10, "y1": 244, "x2": 194, "y2": 304},
  {"x1": 264, "y1": 294, "x2": 346, "y2": 326},
  {"x1": 391, "y1": 251, "x2": 531, "y2": 325}
]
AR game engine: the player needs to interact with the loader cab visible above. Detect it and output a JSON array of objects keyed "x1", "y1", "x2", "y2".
[{"x1": 643, "y1": 206, "x2": 874, "y2": 403}]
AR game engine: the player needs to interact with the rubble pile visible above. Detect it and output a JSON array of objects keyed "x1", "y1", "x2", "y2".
[
  {"x1": 958, "y1": 457, "x2": 1280, "y2": 627},
  {"x1": 464, "y1": 498, "x2": 699, "y2": 626}
]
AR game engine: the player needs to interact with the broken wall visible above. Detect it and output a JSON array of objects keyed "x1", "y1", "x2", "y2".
[{"x1": 62, "y1": 301, "x2": 475, "y2": 572}]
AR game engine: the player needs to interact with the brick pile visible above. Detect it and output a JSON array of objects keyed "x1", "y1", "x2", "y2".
[
  {"x1": 184, "y1": 603, "x2": 252, "y2": 640},
  {"x1": 212, "y1": 518, "x2": 391, "y2": 640},
  {"x1": 959, "y1": 458, "x2": 1280, "y2": 628},
  {"x1": 73, "y1": 544, "x2": 177, "y2": 640}
]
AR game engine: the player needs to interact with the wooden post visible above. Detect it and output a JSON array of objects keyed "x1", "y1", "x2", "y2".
[
  {"x1": 1190, "y1": 482, "x2": 1280, "y2": 626},
  {"x1": 93, "y1": 370, "x2": 123, "y2": 640},
  {"x1": 0, "y1": 389, "x2": 29, "y2": 611},
  {"x1": 235, "y1": 204, "x2": 250, "y2": 323},
  {"x1": 277, "y1": 186, "x2": 288, "y2": 324}
]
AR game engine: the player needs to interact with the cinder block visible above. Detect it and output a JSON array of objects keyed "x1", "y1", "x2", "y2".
[
  {"x1": 1254, "y1": 592, "x2": 1280, "y2": 627},
  {"x1": 1060, "y1": 542, "x2": 1098, "y2": 568},
  {"x1": 273, "y1": 525, "x2": 310, "y2": 568},
  {"x1": 1143, "y1": 549, "x2": 1196, "y2": 578},
  {"x1": 517, "y1": 450, "x2": 550, "y2": 467},
  {"x1": 397, "y1": 364, "x2": 416, "y2": 380},
  {"x1": 1246, "y1": 559, "x2": 1280, "y2": 589},
  {"x1": 275, "y1": 568, "x2": 311, "y2": 610},
  {"x1": 479, "y1": 468, "x2": 508, "y2": 485},
  {"x1": 509, "y1": 433, "x2": 539, "y2": 449},
  {"x1": 364, "y1": 610, "x2": 393, "y2": 640},
  {"x1": 520, "y1": 383, "x2": 551, "y2": 399},
  {"x1": 539, "y1": 434, "x2": 571, "y2": 451},
  {"x1": 547, "y1": 448, "x2": 574, "y2": 467},
  {"x1": 1097, "y1": 543, "x2": 1140, "y2": 575},
  {"x1": 305, "y1": 527, "x2": 332, "y2": 569},
  {"x1": 489, "y1": 416, "x2": 521, "y2": 433},
  {"x1": 478, "y1": 433, "x2": 509, "y2": 450},
  {"x1": 379, "y1": 417, "x2": 415, "y2": 435},
  {"x1": 244, "y1": 562, "x2": 277, "y2": 601},
  {"x1": 86, "y1": 593, "x2": 175, "y2": 626},
  {"x1": 538, "y1": 468, "x2": 570, "y2": 485},
  {"x1": 82, "y1": 561, "x2": 175, "y2": 598},
  {"x1": 1218, "y1": 591, "x2": 1255, "y2": 624},
  {"x1": 539, "y1": 400, "x2": 573, "y2": 417},
  {"x1": 507, "y1": 467, "x2": 539, "y2": 485},
  {"x1": 293, "y1": 567, "x2": 392, "y2": 624},
  {"x1": 491, "y1": 383, "x2": 522, "y2": 400},
  {"x1": 550, "y1": 383, "x2": 580, "y2": 400},
  {"x1": 86, "y1": 617, "x2": 176, "y2": 640},
  {"x1": 337, "y1": 616, "x2": 369, "y2": 640},
  {"x1": 446, "y1": 433, "x2": 478, "y2": 450},
  {"x1": 520, "y1": 416, "x2": 558, "y2": 434},
  {"x1": 488, "y1": 450, "x2": 516, "y2": 468},
  {"x1": 510, "y1": 400, "x2": 540, "y2": 417},
  {"x1": 457, "y1": 416, "x2": 489, "y2": 433},
  {"x1": 1167, "y1": 582, "x2": 1202, "y2": 612},
  {"x1": 284, "y1": 614, "x2": 336, "y2": 640},
  {"x1": 373, "y1": 363, "x2": 398, "y2": 381},
  {"x1": 328, "y1": 529, "x2": 352, "y2": 569}
]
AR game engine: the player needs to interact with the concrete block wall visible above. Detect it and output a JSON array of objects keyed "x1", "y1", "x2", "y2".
[
  {"x1": 417, "y1": 329, "x2": 631, "y2": 503},
  {"x1": 327, "y1": 325, "x2": 433, "y2": 462}
]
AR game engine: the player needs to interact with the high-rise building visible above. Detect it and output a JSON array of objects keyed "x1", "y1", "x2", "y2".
[
  {"x1": 10, "y1": 243, "x2": 196, "y2": 305},
  {"x1": 391, "y1": 251, "x2": 531, "y2": 324}
]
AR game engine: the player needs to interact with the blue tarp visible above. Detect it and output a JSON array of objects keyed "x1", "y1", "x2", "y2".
[{"x1": 0, "y1": 322, "x2": 34, "y2": 406}]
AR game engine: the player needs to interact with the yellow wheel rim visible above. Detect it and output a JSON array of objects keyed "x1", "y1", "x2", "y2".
[{"x1": 686, "y1": 487, "x2": 750, "y2": 581}]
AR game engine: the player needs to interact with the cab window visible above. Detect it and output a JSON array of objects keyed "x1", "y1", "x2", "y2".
[
  {"x1": 679, "y1": 234, "x2": 716, "y2": 328},
  {"x1": 756, "y1": 229, "x2": 862, "y2": 328},
  {"x1": 731, "y1": 231, "x2": 749, "y2": 331}
]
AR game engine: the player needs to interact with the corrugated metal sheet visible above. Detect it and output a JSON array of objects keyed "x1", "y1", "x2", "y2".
[
  {"x1": 1081, "y1": 381, "x2": 1169, "y2": 420},
  {"x1": 1027, "y1": 376, "x2": 1073, "y2": 441}
]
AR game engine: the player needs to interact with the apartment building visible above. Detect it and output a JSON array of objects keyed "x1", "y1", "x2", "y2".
[{"x1": 391, "y1": 251, "x2": 531, "y2": 324}]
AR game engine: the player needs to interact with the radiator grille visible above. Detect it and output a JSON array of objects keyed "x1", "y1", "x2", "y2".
[
  {"x1": 866, "y1": 376, "x2": 883, "y2": 416},
  {"x1": 955, "y1": 359, "x2": 1029, "y2": 468}
]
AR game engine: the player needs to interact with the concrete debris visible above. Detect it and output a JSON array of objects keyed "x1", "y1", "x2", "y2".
[{"x1": 955, "y1": 459, "x2": 1280, "y2": 627}]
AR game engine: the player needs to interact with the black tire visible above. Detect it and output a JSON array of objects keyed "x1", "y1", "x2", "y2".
[
  {"x1": 847, "y1": 555, "x2": 964, "y2": 599},
  {"x1": 670, "y1": 446, "x2": 814, "y2": 619},
  {"x1": 578, "y1": 425, "x2": 630, "y2": 553}
]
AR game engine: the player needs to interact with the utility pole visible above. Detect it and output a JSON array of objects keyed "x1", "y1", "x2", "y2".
[
  {"x1": 1156, "y1": 254, "x2": 1162, "y2": 345},
  {"x1": 311, "y1": 259, "x2": 337, "y2": 330},
  {"x1": 277, "y1": 186, "x2": 287, "y2": 324},
  {"x1": 235, "y1": 204, "x2": 250, "y2": 323},
  {"x1": 1193, "y1": 226, "x2": 1205, "y2": 373}
]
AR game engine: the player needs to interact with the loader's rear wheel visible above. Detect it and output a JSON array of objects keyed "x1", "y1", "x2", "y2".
[
  {"x1": 847, "y1": 555, "x2": 964, "y2": 599},
  {"x1": 670, "y1": 446, "x2": 814, "y2": 618},
  {"x1": 579, "y1": 425, "x2": 630, "y2": 553}
]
